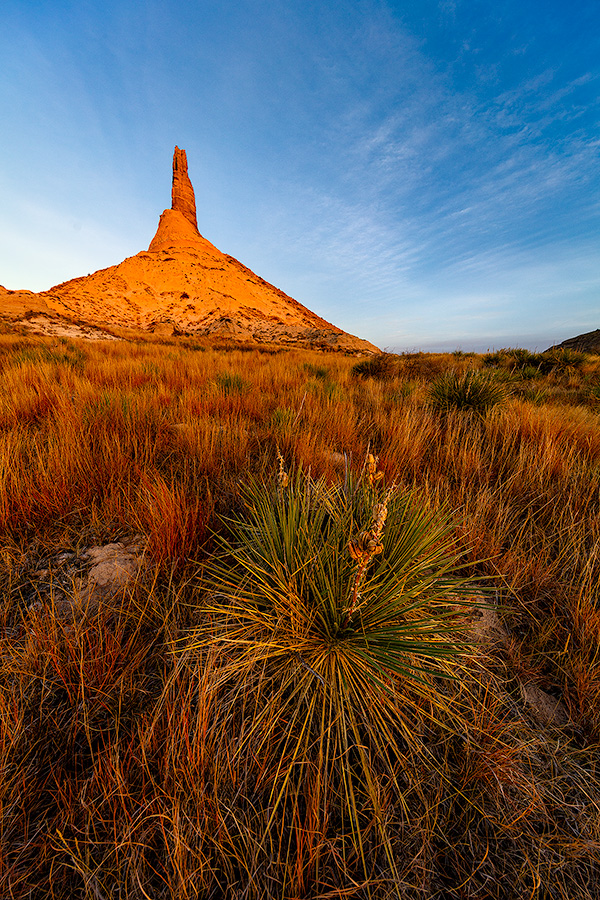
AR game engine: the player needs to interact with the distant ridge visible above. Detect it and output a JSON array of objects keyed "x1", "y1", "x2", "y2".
[
  {"x1": 546, "y1": 329, "x2": 600, "y2": 354},
  {"x1": 1, "y1": 148, "x2": 377, "y2": 353}
]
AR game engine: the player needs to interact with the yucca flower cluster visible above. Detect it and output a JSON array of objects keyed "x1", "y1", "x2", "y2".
[{"x1": 276, "y1": 445, "x2": 289, "y2": 490}]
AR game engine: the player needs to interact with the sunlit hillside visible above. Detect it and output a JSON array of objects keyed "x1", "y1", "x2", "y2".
[{"x1": 1, "y1": 335, "x2": 599, "y2": 899}]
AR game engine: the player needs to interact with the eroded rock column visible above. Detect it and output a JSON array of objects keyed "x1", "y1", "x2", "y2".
[{"x1": 172, "y1": 146, "x2": 198, "y2": 230}]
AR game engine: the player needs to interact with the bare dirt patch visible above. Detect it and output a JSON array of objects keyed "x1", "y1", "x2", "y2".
[
  {"x1": 27, "y1": 539, "x2": 146, "y2": 623},
  {"x1": 519, "y1": 680, "x2": 570, "y2": 727},
  {"x1": 15, "y1": 314, "x2": 120, "y2": 341}
]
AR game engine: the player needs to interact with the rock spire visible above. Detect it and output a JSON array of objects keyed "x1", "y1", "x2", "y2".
[
  {"x1": 2, "y1": 145, "x2": 378, "y2": 353},
  {"x1": 171, "y1": 146, "x2": 198, "y2": 230}
]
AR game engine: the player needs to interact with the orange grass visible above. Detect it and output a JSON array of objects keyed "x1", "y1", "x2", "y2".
[{"x1": 1, "y1": 335, "x2": 600, "y2": 897}]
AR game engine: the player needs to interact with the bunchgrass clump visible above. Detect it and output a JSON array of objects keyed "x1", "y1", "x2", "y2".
[
  {"x1": 428, "y1": 369, "x2": 508, "y2": 416},
  {"x1": 215, "y1": 371, "x2": 246, "y2": 393},
  {"x1": 483, "y1": 347, "x2": 542, "y2": 372},
  {"x1": 302, "y1": 361, "x2": 329, "y2": 379}
]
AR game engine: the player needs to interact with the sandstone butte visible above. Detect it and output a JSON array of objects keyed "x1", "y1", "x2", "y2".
[{"x1": 0, "y1": 147, "x2": 377, "y2": 353}]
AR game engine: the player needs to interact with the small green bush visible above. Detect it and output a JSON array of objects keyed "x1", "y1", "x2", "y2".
[
  {"x1": 10, "y1": 342, "x2": 87, "y2": 370},
  {"x1": 428, "y1": 370, "x2": 508, "y2": 416},
  {"x1": 270, "y1": 406, "x2": 296, "y2": 434},
  {"x1": 519, "y1": 386, "x2": 549, "y2": 405},
  {"x1": 397, "y1": 352, "x2": 450, "y2": 381},
  {"x1": 483, "y1": 348, "x2": 543, "y2": 373},
  {"x1": 587, "y1": 382, "x2": 600, "y2": 406},
  {"x1": 520, "y1": 365, "x2": 542, "y2": 380},
  {"x1": 388, "y1": 381, "x2": 416, "y2": 402}
]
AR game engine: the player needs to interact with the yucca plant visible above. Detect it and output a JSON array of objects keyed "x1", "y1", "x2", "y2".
[
  {"x1": 540, "y1": 347, "x2": 588, "y2": 375},
  {"x1": 178, "y1": 456, "x2": 482, "y2": 891},
  {"x1": 427, "y1": 369, "x2": 508, "y2": 416}
]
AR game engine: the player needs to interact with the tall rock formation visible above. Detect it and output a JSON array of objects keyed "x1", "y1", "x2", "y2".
[
  {"x1": 1, "y1": 147, "x2": 377, "y2": 353},
  {"x1": 171, "y1": 146, "x2": 198, "y2": 230}
]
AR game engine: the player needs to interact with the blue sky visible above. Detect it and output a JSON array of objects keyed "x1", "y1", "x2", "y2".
[{"x1": 1, "y1": 0, "x2": 598, "y2": 351}]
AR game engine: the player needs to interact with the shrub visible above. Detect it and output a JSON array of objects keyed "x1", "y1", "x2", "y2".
[
  {"x1": 9, "y1": 341, "x2": 87, "y2": 370},
  {"x1": 428, "y1": 370, "x2": 508, "y2": 416},
  {"x1": 388, "y1": 380, "x2": 416, "y2": 402},
  {"x1": 587, "y1": 382, "x2": 600, "y2": 407},
  {"x1": 519, "y1": 364, "x2": 542, "y2": 380},
  {"x1": 351, "y1": 351, "x2": 398, "y2": 380},
  {"x1": 270, "y1": 406, "x2": 296, "y2": 434},
  {"x1": 520, "y1": 386, "x2": 549, "y2": 405},
  {"x1": 397, "y1": 351, "x2": 450, "y2": 380},
  {"x1": 483, "y1": 347, "x2": 588, "y2": 378}
]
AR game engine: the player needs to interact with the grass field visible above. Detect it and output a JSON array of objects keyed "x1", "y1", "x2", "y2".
[{"x1": 1, "y1": 334, "x2": 599, "y2": 898}]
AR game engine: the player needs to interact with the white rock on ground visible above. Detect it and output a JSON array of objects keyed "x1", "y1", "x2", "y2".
[
  {"x1": 83, "y1": 542, "x2": 145, "y2": 598},
  {"x1": 30, "y1": 539, "x2": 146, "y2": 623}
]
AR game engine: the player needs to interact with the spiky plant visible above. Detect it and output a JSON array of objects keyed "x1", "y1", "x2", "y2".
[
  {"x1": 178, "y1": 458, "x2": 481, "y2": 890},
  {"x1": 540, "y1": 347, "x2": 588, "y2": 374},
  {"x1": 427, "y1": 369, "x2": 508, "y2": 416}
]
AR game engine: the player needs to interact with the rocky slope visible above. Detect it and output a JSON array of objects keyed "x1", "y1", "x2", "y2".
[
  {"x1": 0, "y1": 285, "x2": 52, "y2": 317},
  {"x1": 546, "y1": 329, "x2": 600, "y2": 354},
  {"x1": 1, "y1": 148, "x2": 377, "y2": 353}
]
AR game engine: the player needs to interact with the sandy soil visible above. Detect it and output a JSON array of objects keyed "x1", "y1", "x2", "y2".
[{"x1": 13, "y1": 314, "x2": 120, "y2": 340}]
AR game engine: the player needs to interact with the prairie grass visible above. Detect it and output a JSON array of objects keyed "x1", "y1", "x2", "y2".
[{"x1": 1, "y1": 334, "x2": 600, "y2": 897}]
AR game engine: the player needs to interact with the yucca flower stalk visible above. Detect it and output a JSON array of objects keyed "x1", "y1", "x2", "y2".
[
  {"x1": 276, "y1": 444, "x2": 289, "y2": 490},
  {"x1": 343, "y1": 453, "x2": 393, "y2": 629}
]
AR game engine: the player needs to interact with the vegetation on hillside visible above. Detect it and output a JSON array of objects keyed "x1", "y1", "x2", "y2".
[{"x1": 1, "y1": 336, "x2": 600, "y2": 898}]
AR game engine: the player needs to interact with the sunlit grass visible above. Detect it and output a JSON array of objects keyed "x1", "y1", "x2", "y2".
[{"x1": 0, "y1": 334, "x2": 599, "y2": 897}]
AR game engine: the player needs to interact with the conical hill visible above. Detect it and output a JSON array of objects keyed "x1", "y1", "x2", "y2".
[{"x1": 5, "y1": 147, "x2": 377, "y2": 352}]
